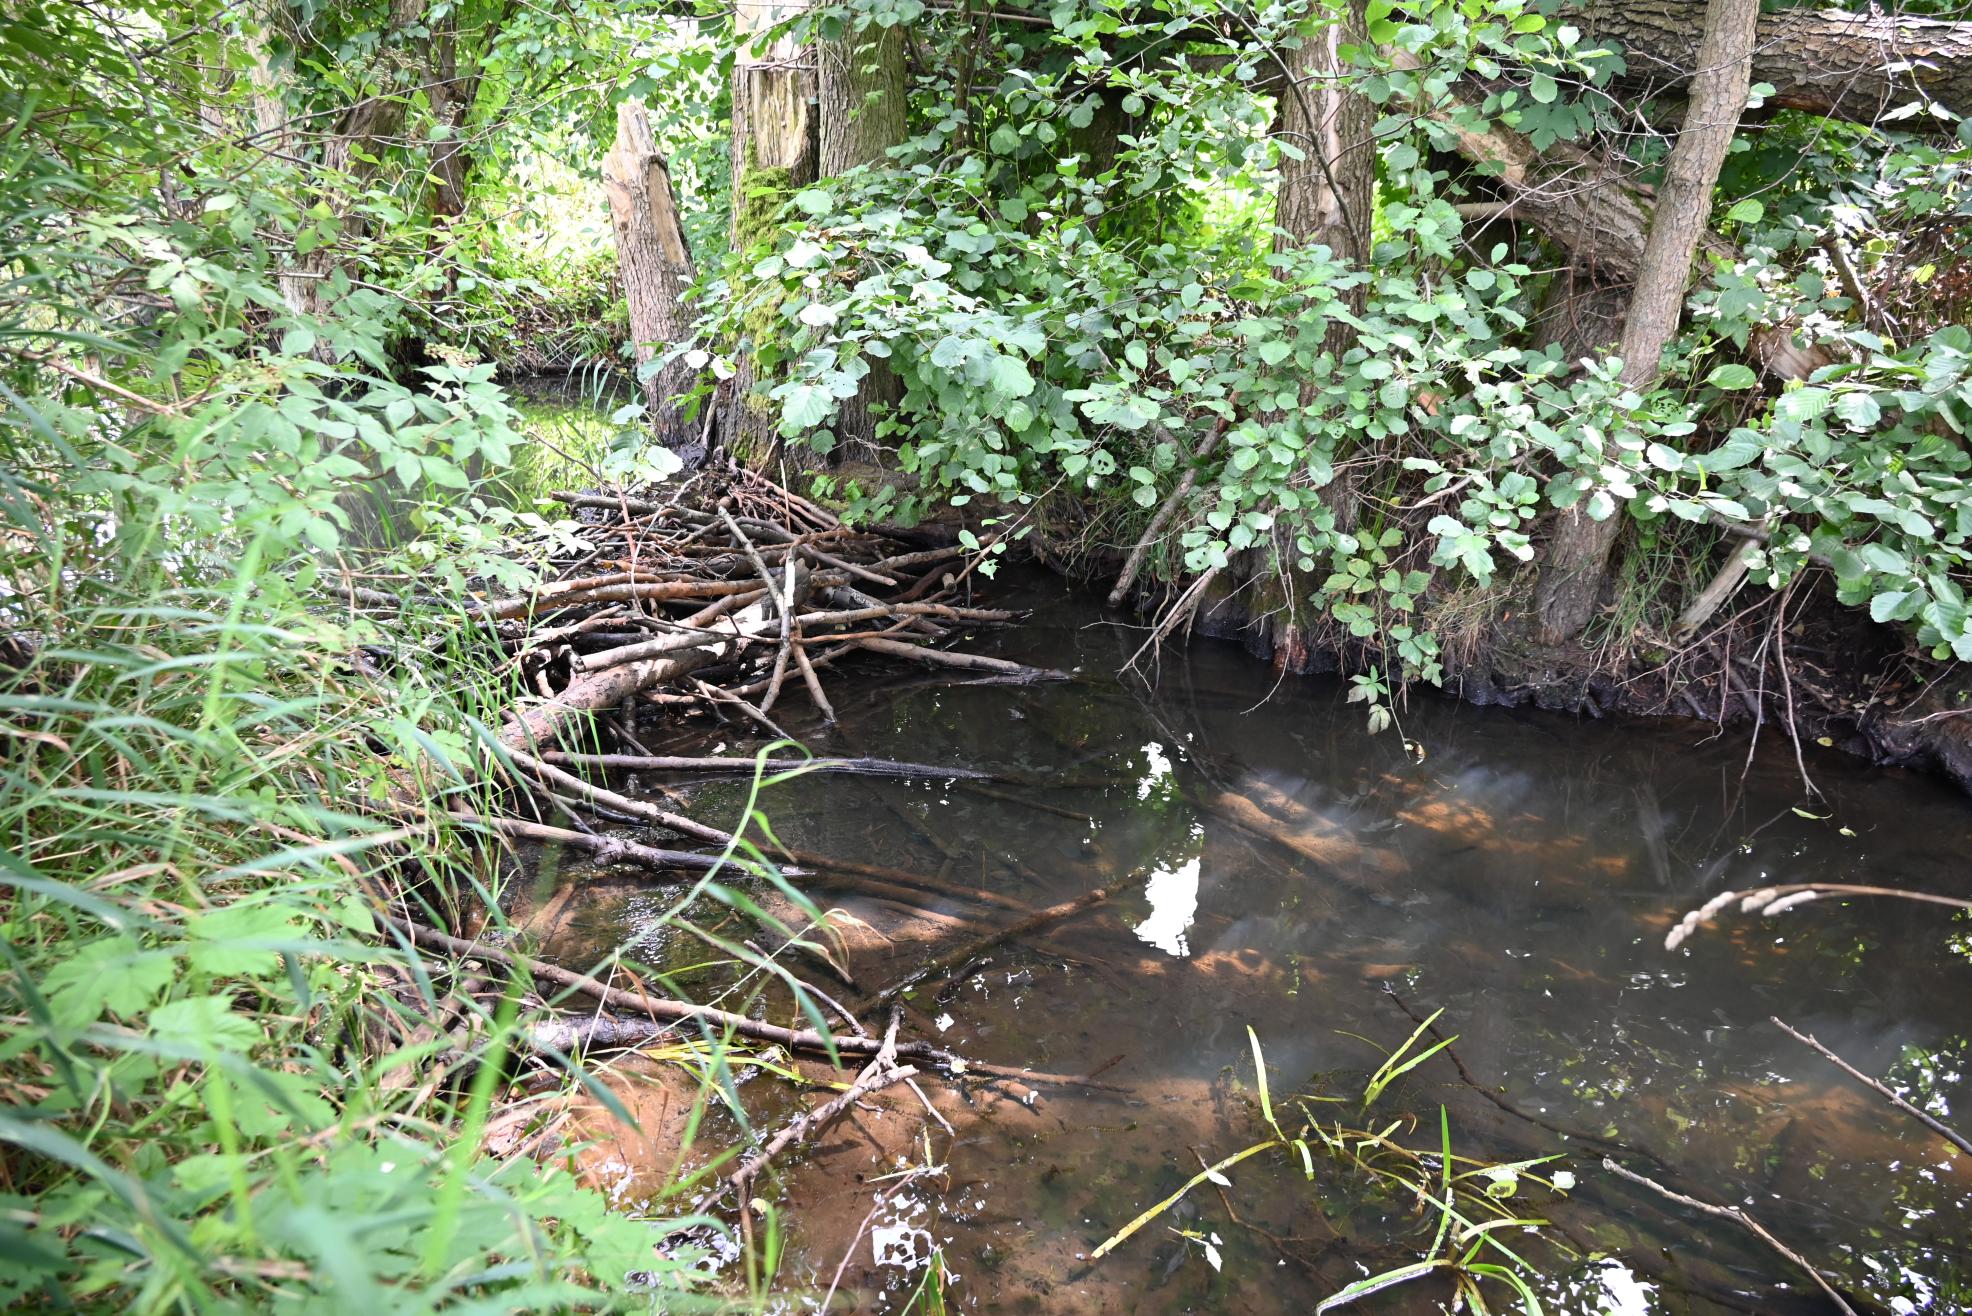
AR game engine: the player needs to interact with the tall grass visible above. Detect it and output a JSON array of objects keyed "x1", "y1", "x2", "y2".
[{"x1": 0, "y1": 499, "x2": 737, "y2": 1308}]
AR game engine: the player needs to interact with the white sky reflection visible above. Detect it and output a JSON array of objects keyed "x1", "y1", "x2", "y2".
[{"x1": 1134, "y1": 856, "x2": 1201, "y2": 957}]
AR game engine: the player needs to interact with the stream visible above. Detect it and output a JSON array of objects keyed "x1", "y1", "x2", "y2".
[
  {"x1": 497, "y1": 371, "x2": 1971, "y2": 1312},
  {"x1": 507, "y1": 569, "x2": 1972, "y2": 1314}
]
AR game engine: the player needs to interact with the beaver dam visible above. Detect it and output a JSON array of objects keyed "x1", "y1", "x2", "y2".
[{"x1": 403, "y1": 468, "x2": 1972, "y2": 1316}]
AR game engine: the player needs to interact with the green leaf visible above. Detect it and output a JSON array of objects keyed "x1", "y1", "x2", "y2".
[
  {"x1": 188, "y1": 904, "x2": 302, "y2": 977},
  {"x1": 1706, "y1": 363, "x2": 1759, "y2": 390},
  {"x1": 987, "y1": 354, "x2": 1034, "y2": 399},
  {"x1": 150, "y1": 995, "x2": 261, "y2": 1051},
  {"x1": 781, "y1": 384, "x2": 833, "y2": 430},
  {"x1": 1724, "y1": 199, "x2": 1764, "y2": 224}
]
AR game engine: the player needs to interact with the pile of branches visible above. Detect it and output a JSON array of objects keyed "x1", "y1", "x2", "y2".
[
  {"x1": 477, "y1": 463, "x2": 1060, "y2": 752},
  {"x1": 356, "y1": 462, "x2": 1116, "y2": 1210}
]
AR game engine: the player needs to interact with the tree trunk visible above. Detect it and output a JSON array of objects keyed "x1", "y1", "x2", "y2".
[
  {"x1": 426, "y1": 15, "x2": 484, "y2": 221},
  {"x1": 728, "y1": 0, "x2": 818, "y2": 468},
  {"x1": 604, "y1": 99, "x2": 701, "y2": 454},
  {"x1": 1271, "y1": 2, "x2": 1374, "y2": 274},
  {"x1": 817, "y1": 21, "x2": 907, "y2": 463},
  {"x1": 1532, "y1": 0, "x2": 1761, "y2": 646},
  {"x1": 1560, "y1": 1, "x2": 1972, "y2": 130},
  {"x1": 1272, "y1": 0, "x2": 1375, "y2": 552}
]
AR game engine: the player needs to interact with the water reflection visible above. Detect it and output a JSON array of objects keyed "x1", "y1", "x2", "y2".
[
  {"x1": 1134, "y1": 851, "x2": 1201, "y2": 958},
  {"x1": 535, "y1": 570, "x2": 1972, "y2": 1314}
]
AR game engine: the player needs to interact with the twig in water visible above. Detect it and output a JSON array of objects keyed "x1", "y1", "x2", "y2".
[
  {"x1": 1600, "y1": 1157, "x2": 1857, "y2": 1315},
  {"x1": 730, "y1": 1009, "x2": 917, "y2": 1202},
  {"x1": 1772, "y1": 1016, "x2": 1972, "y2": 1157}
]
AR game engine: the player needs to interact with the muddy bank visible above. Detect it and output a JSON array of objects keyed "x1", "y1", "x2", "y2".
[{"x1": 1163, "y1": 559, "x2": 1972, "y2": 797}]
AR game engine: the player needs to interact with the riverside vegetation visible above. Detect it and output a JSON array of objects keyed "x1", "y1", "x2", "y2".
[{"x1": 3, "y1": 0, "x2": 1972, "y2": 1310}]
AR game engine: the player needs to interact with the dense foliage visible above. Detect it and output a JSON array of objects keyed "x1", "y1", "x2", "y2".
[
  {"x1": 0, "y1": 1, "x2": 722, "y2": 1307},
  {"x1": 5, "y1": 0, "x2": 1971, "y2": 1307},
  {"x1": 707, "y1": 0, "x2": 1972, "y2": 693}
]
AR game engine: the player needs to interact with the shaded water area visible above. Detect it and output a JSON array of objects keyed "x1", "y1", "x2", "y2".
[{"x1": 521, "y1": 572, "x2": 1972, "y2": 1314}]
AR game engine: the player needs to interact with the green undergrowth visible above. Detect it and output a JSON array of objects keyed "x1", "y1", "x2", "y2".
[{"x1": 0, "y1": 527, "x2": 727, "y2": 1309}]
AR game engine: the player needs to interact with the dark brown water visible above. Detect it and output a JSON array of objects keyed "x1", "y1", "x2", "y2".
[{"x1": 531, "y1": 572, "x2": 1972, "y2": 1314}]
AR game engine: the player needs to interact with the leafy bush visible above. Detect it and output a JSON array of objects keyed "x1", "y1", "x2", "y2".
[{"x1": 705, "y1": 0, "x2": 1972, "y2": 688}]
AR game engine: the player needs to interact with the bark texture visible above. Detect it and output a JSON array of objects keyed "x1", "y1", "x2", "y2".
[
  {"x1": 603, "y1": 99, "x2": 701, "y2": 450},
  {"x1": 1562, "y1": 0, "x2": 1972, "y2": 129},
  {"x1": 729, "y1": 0, "x2": 819, "y2": 465},
  {"x1": 818, "y1": 21, "x2": 908, "y2": 462},
  {"x1": 1272, "y1": 0, "x2": 1375, "y2": 550},
  {"x1": 1272, "y1": 2, "x2": 1375, "y2": 273},
  {"x1": 1533, "y1": 0, "x2": 1761, "y2": 645}
]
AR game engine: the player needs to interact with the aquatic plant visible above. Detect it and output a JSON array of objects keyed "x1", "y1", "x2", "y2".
[{"x1": 1091, "y1": 1026, "x2": 1571, "y2": 1314}]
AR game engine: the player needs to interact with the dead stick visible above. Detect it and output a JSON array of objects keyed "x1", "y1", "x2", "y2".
[
  {"x1": 852, "y1": 635, "x2": 1068, "y2": 680},
  {"x1": 860, "y1": 866, "x2": 1139, "y2": 1011},
  {"x1": 1108, "y1": 417, "x2": 1228, "y2": 606},
  {"x1": 432, "y1": 809, "x2": 749, "y2": 874},
  {"x1": 732, "y1": 1012, "x2": 914, "y2": 1200},
  {"x1": 791, "y1": 640, "x2": 836, "y2": 722},
  {"x1": 759, "y1": 553, "x2": 800, "y2": 714},
  {"x1": 1772, "y1": 1016, "x2": 1972, "y2": 1157},
  {"x1": 690, "y1": 676, "x2": 792, "y2": 741},
  {"x1": 507, "y1": 750, "x2": 735, "y2": 847},
  {"x1": 1600, "y1": 1158, "x2": 1858, "y2": 1316},
  {"x1": 539, "y1": 751, "x2": 995, "y2": 780}
]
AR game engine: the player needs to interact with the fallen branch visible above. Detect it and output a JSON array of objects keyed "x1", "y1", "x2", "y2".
[
  {"x1": 506, "y1": 749, "x2": 736, "y2": 846},
  {"x1": 859, "y1": 866, "x2": 1140, "y2": 1011},
  {"x1": 851, "y1": 634, "x2": 1069, "y2": 681},
  {"x1": 1601, "y1": 1158, "x2": 1858, "y2": 1316},
  {"x1": 539, "y1": 751, "x2": 997, "y2": 781},
  {"x1": 731, "y1": 1010, "x2": 915, "y2": 1202},
  {"x1": 1772, "y1": 1016, "x2": 1972, "y2": 1158}
]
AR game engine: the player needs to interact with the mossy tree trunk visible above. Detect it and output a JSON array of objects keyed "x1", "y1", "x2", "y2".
[{"x1": 817, "y1": 20, "x2": 907, "y2": 464}]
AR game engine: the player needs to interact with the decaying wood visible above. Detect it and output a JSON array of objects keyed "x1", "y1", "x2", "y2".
[
  {"x1": 728, "y1": 0, "x2": 817, "y2": 461},
  {"x1": 604, "y1": 99, "x2": 700, "y2": 444}
]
